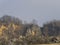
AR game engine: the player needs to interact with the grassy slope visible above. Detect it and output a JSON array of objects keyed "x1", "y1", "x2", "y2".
[{"x1": 30, "y1": 43, "x2": 60, "y2": 45}]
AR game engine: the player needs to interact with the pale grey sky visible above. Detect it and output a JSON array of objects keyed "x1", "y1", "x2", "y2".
[{"x1": 0, "y1": 0, "x2": 60, "y2": 26}]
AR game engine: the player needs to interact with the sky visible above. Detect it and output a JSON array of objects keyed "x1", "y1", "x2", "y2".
[{"x1": 0, "y1": 0, "x2": 60, "y2": 26}]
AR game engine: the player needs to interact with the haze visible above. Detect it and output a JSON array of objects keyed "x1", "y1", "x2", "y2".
[{"x1": 0, "y1": 0, "x2": 60, "y2": 26}]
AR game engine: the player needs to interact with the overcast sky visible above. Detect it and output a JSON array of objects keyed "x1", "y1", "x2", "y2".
[{"x1": 0, "y1": 0, "x2": 60, "y2": 26}]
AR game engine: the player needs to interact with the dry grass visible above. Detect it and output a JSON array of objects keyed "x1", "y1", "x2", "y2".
[{"x1": 30, "y1": 43, "x2": 60, "y2": 45}]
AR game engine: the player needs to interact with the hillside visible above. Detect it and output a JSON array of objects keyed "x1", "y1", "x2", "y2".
[
  {"x1": 42, "y1": 20, "x2": 60, "y2": 36},
  {"x1": 30, "y1": 43, "x2": 60, "y2": 45},
  {"x1": 0, "y1": 15, "x2": 60, "y2": 45}
]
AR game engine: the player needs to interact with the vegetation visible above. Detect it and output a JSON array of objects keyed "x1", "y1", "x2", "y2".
[{"x1": 0, "y1": 15, "x2": 60, "y2": 45}]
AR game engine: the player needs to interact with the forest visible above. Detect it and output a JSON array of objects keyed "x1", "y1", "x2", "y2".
[{"x1": 0, "y1": 15, "x2": 60, "y2": 45}]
